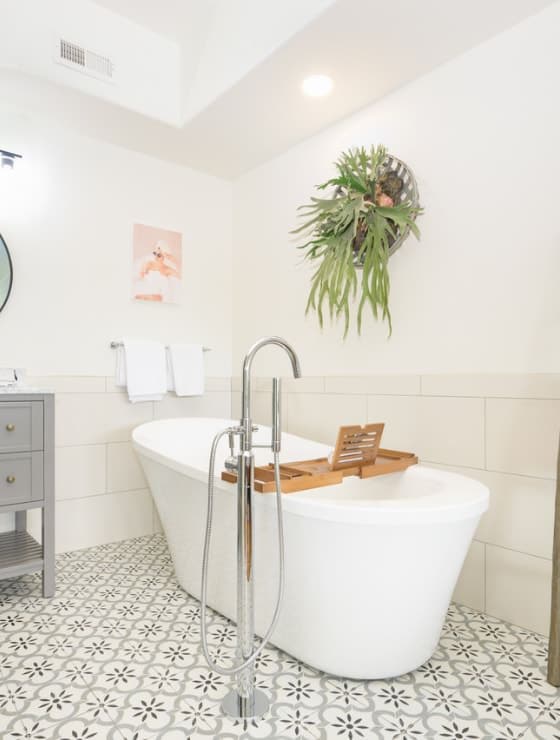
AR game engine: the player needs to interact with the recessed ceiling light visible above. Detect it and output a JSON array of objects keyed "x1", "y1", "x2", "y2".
[{"x1": 301, "y1": 74, "x2": 333, "y2": 97}]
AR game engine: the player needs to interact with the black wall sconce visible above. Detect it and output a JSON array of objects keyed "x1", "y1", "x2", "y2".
[{"x1": 0, "y1": 150, "x2": 22, "y2": 169}]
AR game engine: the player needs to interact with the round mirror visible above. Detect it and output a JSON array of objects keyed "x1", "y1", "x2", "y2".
[{"x1": 0, "y1": 233, "x2": 13, "y2": 312}]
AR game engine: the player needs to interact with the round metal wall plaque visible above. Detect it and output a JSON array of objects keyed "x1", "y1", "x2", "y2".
[
  {"x1": 0, "y1": 233, "x2": 13, "y2": 313},
  {"x1": 354, "y1": 154, "x2": 420, "y2": 266}
]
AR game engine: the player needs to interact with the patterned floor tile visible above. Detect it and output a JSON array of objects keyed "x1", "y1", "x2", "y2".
[{"x1": 0, "y1": 534, "x2": 559, "y2": 739}]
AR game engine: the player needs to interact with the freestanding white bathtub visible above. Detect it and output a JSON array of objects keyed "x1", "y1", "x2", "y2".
[{"x1": 133, "y1": 417, "x2": 489, "y2": 680}]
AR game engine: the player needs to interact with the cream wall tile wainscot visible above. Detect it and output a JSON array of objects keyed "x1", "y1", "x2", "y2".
[
  {"x1": 421, "y1": 374, "x2": 560, "y2": 400},
  {"x1": 368, "y1": 395, "x2": 485, "y2": 469},
  {"x1": 30, "y1": 490, "x2": 154, "y2": 554},
  {"x1": 55, "y1": 445, "x2": 107, "y2": 501},
  {"x1": 257, "y1": 376, "x2": 325, "y2": 394},
  {"x1": 231, "y1": 391, "x2": 289, "y2": 431},
  {"x1": 427, "y1": 464, "x2": 556, "y2": 561},
  {"x1": 232, "y1": 373, "x2": 560, "y2": 635},
  {"x1": 287, "y1": 393, "x2": 367, "y2": 446},
  {"x1": 325, "y1": 375, "x2": 421, "y2": 396},
  {"x1": 153, "y1": 393, "x2": 231, "y2": 420},
  {"x1": 55, "y1": 393, "x2": 154, "y2": 447},
  {"x1": 14, "y1": 377, "x2": 231, "y2": 553},
  {"x1": 452, "y1": 540, "x2": 485, "y2": 614},
  {"x1": 486, "y1": 398, "x2": 560, "y2": 479},
  {"x1": 486, "y1": 546, "x2": 553, "y2": 636},
  {"x1": 107, "y1": 442, "x2": 147, "y2": 493}
]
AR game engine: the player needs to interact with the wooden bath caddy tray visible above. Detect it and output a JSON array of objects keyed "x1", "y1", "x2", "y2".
[{"x1": 221, "y1": 423, "x2": 418, "y2": 494}]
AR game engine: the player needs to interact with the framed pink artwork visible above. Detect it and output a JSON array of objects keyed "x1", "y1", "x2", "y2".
[{"x1": 132, "y1": 223, "x2": 182, "y2": 304}]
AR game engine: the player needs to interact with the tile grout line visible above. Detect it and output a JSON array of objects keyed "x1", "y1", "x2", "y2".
[
  {"x1": 57, "y1": 488, "x2": 152, "y2": 504},
  {"x1": 483, "y1": 541, "x2": 553, "y2": 563},
  {"x1": 421, "y1": 459, "x2": 555, "y2": 482},
  {"x1": 38, "y1": 373, "x2": 560, "y2": 399},
  {"x1": 471, "y1": 536, "x2": 553, "y2": 563}
]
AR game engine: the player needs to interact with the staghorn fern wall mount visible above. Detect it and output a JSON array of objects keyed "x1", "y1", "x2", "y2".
[{"x1": 294, "y1": 145, "x2": 422, "y2": 337}]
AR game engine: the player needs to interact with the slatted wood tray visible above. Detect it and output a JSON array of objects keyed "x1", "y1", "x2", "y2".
[
  {"x1": 221, "y1": 423, "x2": 418, "y2": 494},
  {"x1": 221, "y1": 461, "x2": 343, "y2": 493}
]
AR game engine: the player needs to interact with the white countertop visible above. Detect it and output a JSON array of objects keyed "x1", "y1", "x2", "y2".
[{"x1": 0, "y1": 385, "x2": 54, "y2": 395}]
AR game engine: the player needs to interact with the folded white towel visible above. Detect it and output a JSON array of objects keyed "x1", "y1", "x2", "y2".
[
  {"x1": 167, "y1": 343, "x2": 204, "y2": 397},
  {"x1": 166, "y1": 352, "x2": 175, "y2": 392},
  {"x1": 115, "y1": 348, "x2": 127, "y2": 388},
  {"x1": 119, "y1": 339, "x2": 167, "y2": 403}
]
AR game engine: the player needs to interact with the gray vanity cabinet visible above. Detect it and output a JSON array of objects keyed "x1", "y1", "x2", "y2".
[{"x1": 0, "y1": 392, "x2": 55, "y2": 597}]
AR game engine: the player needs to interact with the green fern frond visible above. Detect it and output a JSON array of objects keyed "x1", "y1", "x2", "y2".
[{"x1": 293, "y1": 145, "x2": 422, "y2": 337}]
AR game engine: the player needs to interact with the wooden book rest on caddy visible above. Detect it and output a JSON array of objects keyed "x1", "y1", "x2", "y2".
[{"x1": 221, "y1": 423, "x2": 418, "y2": 494}]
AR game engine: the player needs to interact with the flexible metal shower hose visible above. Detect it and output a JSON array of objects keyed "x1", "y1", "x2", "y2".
[{"x1": 200, "y1": 428, "x2": 285, "y2": 676}]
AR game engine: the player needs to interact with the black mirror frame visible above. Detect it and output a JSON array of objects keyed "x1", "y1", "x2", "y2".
[{"x1": 0, "y1": 232, "x2": 13, "y2": 313}]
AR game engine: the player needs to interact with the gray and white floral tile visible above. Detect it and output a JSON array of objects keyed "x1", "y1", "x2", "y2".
[{"x1": 0, "y1": 534, "x2": 559, "y2": 739}]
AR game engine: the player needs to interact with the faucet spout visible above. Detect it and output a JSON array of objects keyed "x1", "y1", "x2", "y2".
[
  {"x1": 241, "y1": 337, "x2": 301, "y2": 444},
  {"x1": 242, "y1": 336, "x2": 301, "y2": 382}
]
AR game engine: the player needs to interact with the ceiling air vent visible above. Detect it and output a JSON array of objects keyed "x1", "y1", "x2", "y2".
[{"x1": 56, "y1": 38, "x2": 114, "y2": 82}]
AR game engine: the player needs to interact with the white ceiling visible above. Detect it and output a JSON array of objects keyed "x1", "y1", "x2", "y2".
[
  {"x1": 92, "y1": 0, "x2": 219, "y2": 43},
  {"x1": 3, "y1": 0, "x2": 557, "y2": 178}
]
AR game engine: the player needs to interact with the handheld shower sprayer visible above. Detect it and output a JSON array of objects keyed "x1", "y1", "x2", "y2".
[{"x1": 200, "y1": 337, "x2": 301, "y2": 719}]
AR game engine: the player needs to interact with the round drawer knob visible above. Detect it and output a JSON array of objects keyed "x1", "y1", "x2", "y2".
[
  {"x1": 5, "y1": 424, "x2": 15, "y2": 432},
  {"x1": 6, "y1": 475, "x2": 16, "y2": 484}
]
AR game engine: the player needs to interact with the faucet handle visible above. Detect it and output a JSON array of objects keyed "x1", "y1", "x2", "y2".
[
  {"x1": 224, "y1": 456, "x2": 238, "y2": 471},
  {"x1": 224, "y1": 428, "x2": 239, "y2": 471},
  {"x1": 272, "y1": 377, "x2": 281, "y2": 453}
]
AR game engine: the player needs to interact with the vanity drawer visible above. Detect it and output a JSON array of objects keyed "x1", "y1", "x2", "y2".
[
  {"x1": 0, "y1": 402, "x2": 43, "y2": 452},
  {"x1": 0, "y1": 452, "x2": 44, "y2": 505}
]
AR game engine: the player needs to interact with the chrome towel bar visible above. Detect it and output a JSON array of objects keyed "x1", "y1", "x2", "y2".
[{"x1": 110, "y1": 341, "x2": 211, "y2": 352}]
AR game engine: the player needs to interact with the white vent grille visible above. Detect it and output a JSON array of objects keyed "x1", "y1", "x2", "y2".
[{"x1": 57, "y1": 38, "x2": 114, "y2": 81}]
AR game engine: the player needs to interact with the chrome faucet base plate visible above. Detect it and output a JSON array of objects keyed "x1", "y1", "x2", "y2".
[{"x1": 221, "y1": 688, "x2": 270, "y2": 719}]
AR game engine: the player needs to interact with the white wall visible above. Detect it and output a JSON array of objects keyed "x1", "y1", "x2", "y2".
[
  {"x1": 0, "y1": 97, "x2": 233, "y2": 537},
  {"x1": 232, "y1": 3, "x2": 560, "y2": 375},
  {"x1": 0, "y1": 106, "x2": 233, "y2": 377}
]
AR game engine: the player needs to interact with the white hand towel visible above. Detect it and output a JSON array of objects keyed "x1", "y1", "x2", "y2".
[
  {"x1": 168, "y1": 343, "x2": 204, "y2": 396},
  {"x1": 115, "y1": 347, "x2": 127, "y2": 388},
  {"x1": 122, "y1": 339, "x2": 167, "y2": 403},
  {"x1": 166, "y1": 351, "x2": 175, "y2": 392}
]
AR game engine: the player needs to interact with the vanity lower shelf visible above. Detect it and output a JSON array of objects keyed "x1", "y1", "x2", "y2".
[{"x1": 0, "y1": 530, "x2": 44, "y2": 580}]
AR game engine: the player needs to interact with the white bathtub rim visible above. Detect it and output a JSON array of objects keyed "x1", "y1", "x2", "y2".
[{"x1": 133, "y1": 417, "x2": 489, "y2": 525}]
